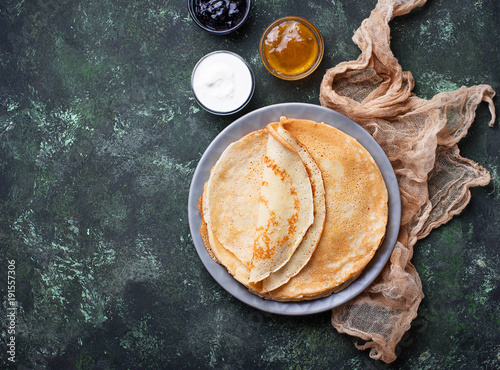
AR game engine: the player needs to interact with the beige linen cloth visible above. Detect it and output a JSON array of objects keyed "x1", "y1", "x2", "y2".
[{"x1": 319, "y1": 0, "x2": 496, "y2": 363}]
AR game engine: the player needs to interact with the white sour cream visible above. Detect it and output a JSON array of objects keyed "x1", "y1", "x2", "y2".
[{"x1": 192, "y1": 51, "x2": 254, "y2": 115}]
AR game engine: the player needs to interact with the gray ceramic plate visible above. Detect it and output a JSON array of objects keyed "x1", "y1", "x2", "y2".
[{"x1": 188, "y1": 103, "x2": 401, "y2": 315}]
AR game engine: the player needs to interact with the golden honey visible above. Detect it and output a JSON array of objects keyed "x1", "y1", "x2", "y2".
[{"x1": 260, "y1": 18, "x2": 323, "y2": 79}]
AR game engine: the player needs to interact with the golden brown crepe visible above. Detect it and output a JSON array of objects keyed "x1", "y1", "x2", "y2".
[
  {"x1": 249, "y1": 124, "x2": 315, "y2": 283},
  {"x1": 200, "y1": 117, "x2": 388, "y2": 301},
  {"x1": 260, "y1": 123, "x2": 326, "y2": 292}
]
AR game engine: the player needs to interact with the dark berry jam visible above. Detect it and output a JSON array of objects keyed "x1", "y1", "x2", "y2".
[{"x1": 194, "y1": 0, "x2": 248, "y2": 32}]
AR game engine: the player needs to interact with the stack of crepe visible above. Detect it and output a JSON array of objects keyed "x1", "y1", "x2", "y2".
[{"x1": 199, "y1": 117, "x2": 388, "y2": 301}]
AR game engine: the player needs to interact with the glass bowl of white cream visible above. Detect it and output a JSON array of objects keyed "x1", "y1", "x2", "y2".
[{"x1": 191, "y1": 51, "x2": 255, "y2": 115}]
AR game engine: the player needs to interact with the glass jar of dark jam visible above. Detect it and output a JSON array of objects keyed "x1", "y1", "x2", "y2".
[{"x1": 188, "y1": 0, "x2": 250, "y2": 35}]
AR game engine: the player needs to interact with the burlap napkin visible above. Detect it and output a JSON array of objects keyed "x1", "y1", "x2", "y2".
[{"x1": 319, "y1": 0, "x2": 496, "y2": 363}]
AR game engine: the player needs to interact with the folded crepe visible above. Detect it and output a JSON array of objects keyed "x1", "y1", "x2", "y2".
[
  {"x1": 200, "y1": 117, "x2": 388, "y2": 301},
  {"x1": 249, "y1": 123, "x2": 315, "y2": 284}
]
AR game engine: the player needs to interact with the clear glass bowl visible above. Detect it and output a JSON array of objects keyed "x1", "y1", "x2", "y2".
[
  {"x1": 187, "y1": 0, "x2": 251, "y2": 35},
  {"x1": 259, "y1": 16, "x2": 324, "y2": 80},
  {"x1": 191, "y1": 51, "x2": 255, "y2": 115}
]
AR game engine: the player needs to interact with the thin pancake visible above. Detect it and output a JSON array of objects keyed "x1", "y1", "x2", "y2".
[
  {"x1": 249, "y1": 125, "x2": 314, "y2": 283},
  {"x1": 260, "y1": 122, "x2": 326, "y2": 292},
  {"x1": 200, "y1": 117, "x2": 388, "y2": 301},
  {"x1": 265, "y1": 118, "x2": 388, "y2": 301},
  {"x1": 203, "y1": 129, "x2": 267, "y2": 268}
]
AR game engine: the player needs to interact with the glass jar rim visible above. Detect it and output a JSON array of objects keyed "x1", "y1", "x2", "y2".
[
  {"x1": 187, "y1": 0, "x2": 252, "y2": 35},
  {"x1": 259, "y1": 16, "x2": 324, "y2": 81},
  {"x1": 191, "y1": 51, "x2": 255, "y2": 115}
]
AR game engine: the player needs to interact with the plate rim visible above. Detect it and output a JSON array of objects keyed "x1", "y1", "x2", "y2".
[{"x1": 188, "y1": 102, "x2": 401, "y2": 316}]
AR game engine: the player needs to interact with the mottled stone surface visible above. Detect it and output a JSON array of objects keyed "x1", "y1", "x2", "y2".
[{"x1": 0, "y1": 0, "x2": 499, "y2": 368}]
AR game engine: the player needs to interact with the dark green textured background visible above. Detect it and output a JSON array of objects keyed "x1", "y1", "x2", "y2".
[{"x1": 1, "y1": 0, "x2": 499, "y2": 368}]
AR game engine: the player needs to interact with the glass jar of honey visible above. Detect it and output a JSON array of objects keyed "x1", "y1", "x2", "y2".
[{"x1": 259, "y1": 17, "x2": 324, "y2": 80}]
